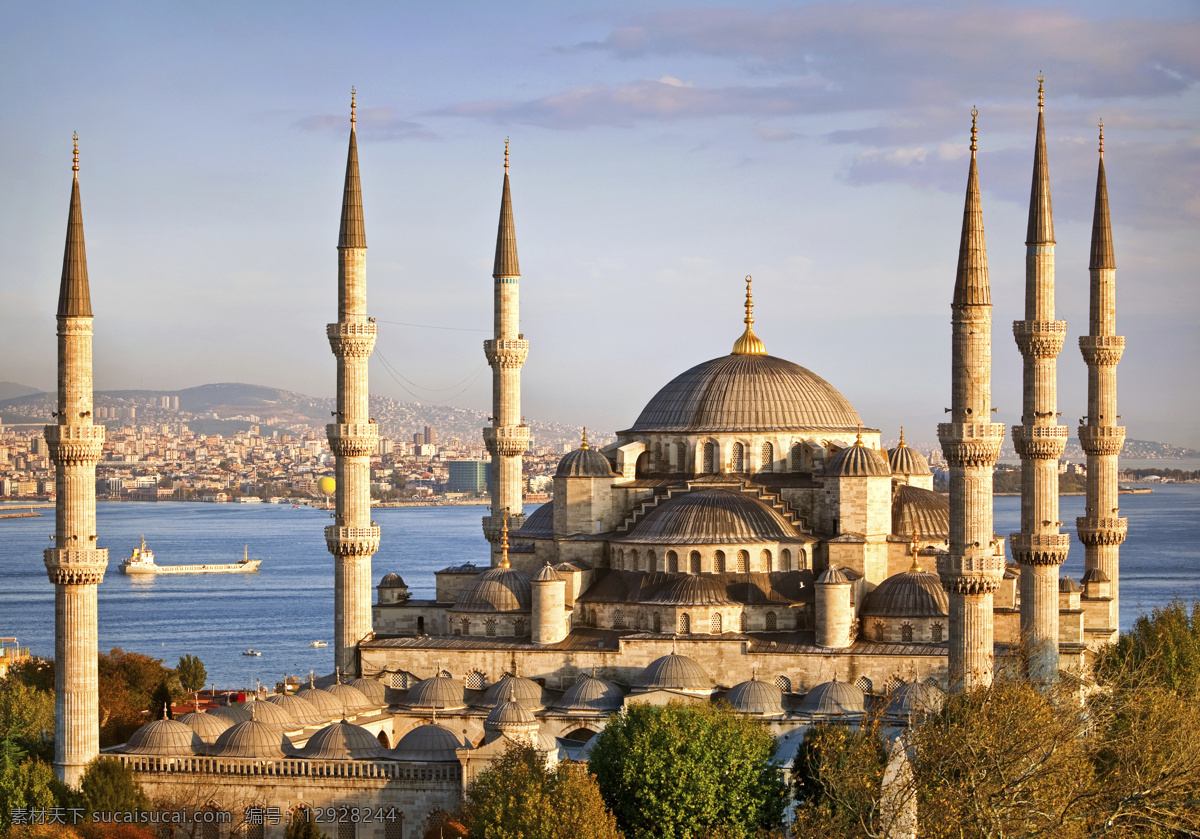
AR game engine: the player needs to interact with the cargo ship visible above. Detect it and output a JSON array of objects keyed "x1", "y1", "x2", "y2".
[{"x1": 118, "y1": 538, "x2": 263, "y2": 575}]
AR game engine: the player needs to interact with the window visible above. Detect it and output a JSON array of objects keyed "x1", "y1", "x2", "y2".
[
  {"x1": 654, "y1": 442, "x2": 663, "y2": 471},
  {"x1": 630, "y1": 550, "x2": 640, "y2": 572},
  {"x1": 613, "y1": 610, "x2": 626, "y2": 630},
  {"x1": 338, "y1": 822, "x2": 356, "y2": 839},
  {"x1": 200, "y1": 819, "x2": 220, "y2": 839},
  {"x1": 799, "y1": 549, "x2": 808, "y2": 570},
  {"x1": 703, "y1": 442, "x2": 716, "y2": 473},
  {"x1": 617, "y1": 549, "x2": 625, "y2": 570},
  {"x1": 761, "y1": 549, "x2": 772, "y2": 572},
  {"x1": 439, "y1": 669, "x2": 452, "y2": 679},
  {"x1": 790, "y1": 443, "x2": 804, "y2": 472},
  {"x1": 653, "y1": 613, "x2": 662, "y2": 633},
  {"x1": 781, "y1": 549, "x2": 792, "y2": 571},
  {"x1": 690, "y1": 551, "x2": 701, "y2": 574},
  {"x1": 875, "y1": 621, "x2": 885, "y2": 642},
  {"x1": 774, "y1": 675, "x2": 792, "y2": 692},
  {"x1": 856, "y1": 676, "x2": 873, "y2": 693},
  {"x1": 680, "y1": 614, "x2": 691, "y2": 634},
  {"x1": 416, "y1": 616, "x2": 424, "y2": 634},
  {"x1": 737, "y1": 550, "x2": 749, "y2": 573},
  {"x1": 766, "y1": 612, "x2": 777, "y2": 631},
  {"x1": 466, "y1": 670, "x2": 485, "y2": 690},
  {"x1": 732, "y1": 443, "x2": 745, "y2": 472},
  {"x1": 390, "y1": 671, "x2": 410, "y2": 689},
  {"x1": 647, "y1": 550, "x2": 656, "y2": 571},
  {"x1": 514, "y1": 617, "x2": 525, "y2": 636},
  {"x1": 384, "y1": 817, "x2": 405, "y2": 839},
  {"x1": 711, "y1": 613, "x2": 723, "y2": 634},
  {"x1": 460, "y1": 618, "x2": 469, "y2": 636},
  {"x1": 715, "y1": 551, "x2": 726, "y2": 573},
  {"x1": 668, "y1": 551, "x2": 679, "y2": 573},
  {"x1": 901, "y1": 623, "x2": 913, "y2": 643},
  {"x1": 486, "y1": 619, "x2": 496, "y2": 637},
  {"x1": 885, "y1": 676, "x2": 903, "y2": 693},
  {"x1": 739, "y1": 612, "x2": 748, "y2": 632},
  {"x1": 761, "y1": 442, "x2": 773, "y2": 471},
  {"x1": 246, "y1": 821, "x2": 265, "y2": 839},
  {"x1": 931, "y1": 622, "x2": 943, "y2": 642},
  {"x1": 677, "y1": 442, "x2": 687, "y2": 472}
]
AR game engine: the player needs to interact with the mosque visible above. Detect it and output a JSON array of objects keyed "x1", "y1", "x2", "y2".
[{"x1": 42, "y1": 81, "x2": 1126, "y2": 838}]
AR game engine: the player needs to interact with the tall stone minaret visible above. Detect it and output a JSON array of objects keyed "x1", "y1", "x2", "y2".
[
  {"x1": 44, "y1": 134, "x2": 108, "y2": 787},
  {"x1": 1011, "y1": 78, "x2": 1071, "y2": 682},
  {"x1": 937, "y1": 110, "x2": 1006, "y2": 690},
  {"x1": 325, "y1": 90, "x2": 379, "y2": 676},
  {"x1": 482, "y1": 141, "x2": 529, "y2": 563},
  {"x1": 1077, "y1": 122, "x2": 1125, "y2": 639}
]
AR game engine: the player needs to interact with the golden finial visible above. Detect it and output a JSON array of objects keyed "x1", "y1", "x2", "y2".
[
  {"x1": 580, "y1": 428, "x2": 589, "y2": 450},
  {"x1": 1037, "y1": 73, "x2": 1045, "y2": 111},
  {"x1": 350, "y1": 87, "x2": 357, "y2": 125},
  {"x1": 1098, "y1": 120, "x2": 1105, "y2": 158},
  {"x1": 909, "y1": 532, "x2": 922, "y2": 573},
  {"x1": 731, "y1": 275, "x2": 767, "y2": 355},
  {"x1": 970, "y1": 107, "x2": 978, "y2": 156},
  {"x1": 500, "y1": 513, "x2": 510, "y2": 568},
  {"x1": 72, "y1": 132, "x2": 79, "y2": 174},
  {"x1": 898, "y1": 426, "x2": 906, "y2": 447},
  {"x1": 854, "y1": 429, "x2": 864, "y2": 447},
  {"x1": 504, "y1": 138, "x2": 510, "y2": 172}
]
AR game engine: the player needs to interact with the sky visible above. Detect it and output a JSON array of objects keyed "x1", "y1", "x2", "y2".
[{"x1": 1, "y1": 1, "x2": 1197, "y2": 449}]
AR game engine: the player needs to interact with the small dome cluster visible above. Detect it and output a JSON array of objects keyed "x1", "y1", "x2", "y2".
[{"x1": 827, "y1": 436, "x2": 891, "y2": 478}]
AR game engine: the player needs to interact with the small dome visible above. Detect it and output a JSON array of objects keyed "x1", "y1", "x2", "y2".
[
  {"x1": 391, "y1": 723, "x2": 470, "y2": 762},
  {"x1": 860, "y1": 570, "x2": 949, "y2": 618},
  {"x1": 888, "y1": 433, "x2": 932, "y2": 476},
  {"x1": 1081, "y1": 568, "x2": 1110, "y2": 583},
  {"x1": 482, "y1": 675, "x2": 546, "y2": 709},
  {"x1": 299, "y1": 720, "x2": 387, "y2": 760},
  {"x1": 892, "y1": 485, "x2": 950, "y2": 538},
  {"x1": 646, "y1": 575, "x2": 734, "y2": 606},
  {"x1": 725, "y1": 677, "x2": 784, "y2": 715},
  {"x1": 296, "y1": 685, "x2": 344, "y2": 718},
  {"x1": 451, "y1": 567, "x2": 532, "y2": 613},
  {"x1": 349, "y1": 678, "x2": 388, "y2": 706},
  {"x1": 1059, "y1": 576, "x2": 1081, "y2": 593},
  {"x1": 634, "y1": 654, "x2": 714, "y2": 691},
  {"x1": 177, "y1": 710, "x2": 233, "y2": 744},
  {"x1": 827, "y1": 438, "x2": 891, "y2": 478},
  {"x1": 515, "y1": 502, "x2": 554, "y2": 538},
  {"x1": 405, "y1": 676, "x2": 467, "y2": 710},
  {"x1": 265, "y1": 693, "x2": 324, "y2": 726},
  {"x1": 124, "y1": 718, "x2": 204, "y2": 756},
  {"x1": 245, "y1": 699, "x2": 298, "y2": 730},
  {"x1": 556, "y1": 446, "x2": 616, "y2": 478},
  {"x1": 799, "y1": 680, "x2": 866, "y2": 717},
  {"x1": 556, "y1": 675, "x2": 625, "y2": 712},
  {"x1": 208, "y1": 719, "x2": 293, "y2": 758},
  {"x1": 816, "y1": 566, "x2": 852, "y2": 585},
  {"x1": 325, "y1": 683, "x2": 373, "y2": 714},
  {"x1": 486, "y1": 693, "x2": 538, "y2": 728},
  {"x1": 622, "y1": 488, "x2": 804, "y2": 545},
  {"x1": 885, "y1": 681, "x2": 945, "y2": 718},
  {"x1": 379, "y1": 573, "x2": 407, "y2": 588},
  {"x1": 207, "y1": 705, "x2": 252, "y2": 725},
  {"x1": 534, "y1": 563, "x2": 563, "y2": 583}
]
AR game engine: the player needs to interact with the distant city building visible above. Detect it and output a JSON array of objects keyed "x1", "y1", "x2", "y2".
[
  {"x1": 424, "y1": 425, "x2": 437, "y2": 446},
  {"x1": 447, "y1": 460, "x2": 488, "y2": 494}
]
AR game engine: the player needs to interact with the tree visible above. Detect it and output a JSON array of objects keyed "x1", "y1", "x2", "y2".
[
  {"x1": 1097, "y1": 599, "x2": 1200, "y2": 698},
  {"x1": 283, "y1": 810, "x2": 327, "y2": 839},
  {"x1": 459, "y1": 743, "x2": 622, "y2": 839},
  {"x1": 791, "y1": 721, "x2": 888, "y2": 838},
  {"x1": 78, "y1": 757, "x2": 151, "y2": 818},
  {"x1": 0, "y1": 743, "x2": 63, "y2": 832},
  {"x1": 589, "y1": 702, "x2": 786, "y2": 839},
  {"x1": 176, "y1": 654, "x2": 206, "y2": 695},
  {"x1": 0, "y1": 674, "x2": 56, "y2": 762},
  {"x1": 97, "y1": 648, "x2": 175, "y2": 747}
]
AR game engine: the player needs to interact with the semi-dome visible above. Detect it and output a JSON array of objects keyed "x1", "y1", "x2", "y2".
[
  {"x1": 405, "y1": 676, "x2": 467, "y2": 710},
  {"x1": 827, "y1": 436, "x2": 891, "y2": 478},
  {"x1": 799, "y1": 679, "x2": 866, "y2": 717},
  {"x1": 349, "y1": 678, "x2": 388, "y2": 706},
  {"x1": 123, "y1": 717, "x2": 204, "y2": 756},
  {"x1": 299, "y1": 720, "x2": 387, "y2": 760},
  {"x1": 378, "y1": 573, "x2": 407, "y2": 588},
  {"x1": 634, "y1": 654, "x2": 714, "y2": 691},
  {"x1": 325, "y1": 682, "x2": 373, "y2": 714},
  {"x1": 481, "y1": 674, "x2": 546, "y2": 709},
  {"x1": 623, "y1": 489, "x2": 804, "y2": 545},
  {"x1": 391, "y1": 723, "x2": 470, "y2": 762},
  {"x1": 860, "y1": 569, "x2": 949, "y2": 618},
  {"x1": 208, "y1": 718, "x2": 293, "y2": 758},
  {"x1": 725, "y1": 677, "x2": 784, "y2": 715},
  {"x1": 296, "y1": 685, "x2": 344, "y2": 718},
  {"x1": 556, "y1": 674, "x2": 625, "y2": 712},
  {"x1": 885, "y1": 681, "x2": 945, "y2": 718},
  {"x1": 450, "y1": 567, "x2": 532, "y2": 613},
  {"x1": 177, "y1": 710, "x2": 233, "y2": 744},
  {"x1": 265, "y1": 693, "x2": 324, "y2": 726},
  {"x1": 514, "y1": 502, "x2": 554, "y2": 538},
  {"x1": 892, "y1": 485, "x2": 950, "y2": 538},
  {"x1": 645, "y1": 575, "x2": 734, "y2": 606},
  {"x1": 556, "y1": 444, "x2": 615, "y2": 478},
  {"x1": 888, "y1": 432, "x2": 932, "y2": 476},
  {"x1": 629, "y1": 353, "x2": 861, "y2": 434}
]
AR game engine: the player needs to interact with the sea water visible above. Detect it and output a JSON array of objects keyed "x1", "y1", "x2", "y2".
[{"x1": 1, "y1": 485, "x2": 1197, "y2": 687}]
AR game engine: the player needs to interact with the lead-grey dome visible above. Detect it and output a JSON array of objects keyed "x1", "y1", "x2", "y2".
[
  {"x1": 325, "y1": 682, "x2": 373, "y2": 714},
  {"x1": 629, "y1": 354, "x2": 862, "y2": 434},
  {"x1": 827, "y1": 439, "x2": 891, "y2": 477},
  {"x1": 888, "y1": 441, "x2": 931, "y2": 476},
  {"x1": 298, "y1": 720, "x2": 387, "y2": 760},
  {"x1": 349, "y1": 677, "x2": 387, "y2": 706},
  {"x1": 623, "y1": 489, "x2": 803, "y2": 545},
  {"x1": 296, "y1": 685, "x2": 344, "y2": 718},
  {"x1": 450, "y1": 567, "x2": 532, "y2": 613},
  {"x1": 645, "y1": 575, "x2": 734, "y2": 606},
  {"x1": 634, "y1": 654, "x2": 714, "y2": 691},
  {"x1": 725, "y1": 677, "x2": 784, "y2": 715},
  {"x1": 391, "y1": 723, "x2": 470, "y2": 762},
  {"x1": 245, "y1": 698, "x2": 297, "y2": 730},
  {"x1": 208, "y1": 718, "x2": 294, "y2": 758},
  {"x1": 885, "y1": 681, "x2": 945, "y2": 718},
  {"x1": 799, "y1": 679, "x2": 865, "y2": 717},
  {"x1": 265, "y1": 693, "x2": 324, "y2": 726},
  {"x1": 892, "y1": 485, "x2": 950, "y2": 538},
  {"x1": 556, "y1": 446, "x2": 616, "y2": 478},
  {"x1": 481, "y1": 674, "x2": 546, "y2": 709},
  {"x1": 123, "y1": 718, "x2": 204, "y2": 756},
  {"x1": 860, "y1": 570, "x2": 948, "y2": 618},
  {"x1": 207, "y1": 705, "x2": 252, "y2": 725},
  {"x1": 379, "y1": 573, "x2": 407, "y2": 588},
  {"x1": 556, "y1": 675, "x2": 625, "y2": 711},
  {"x1": 177, "y1": 710, "x2": 233, "y2": 744},
  {"x1": 515, "y1": 502, "x2": 554, "y2": 538},
  {"x1": 405, "y1": 675, "x2": 467, "y2": 710}
]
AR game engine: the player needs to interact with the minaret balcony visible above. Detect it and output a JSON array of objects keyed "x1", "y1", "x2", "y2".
[
  {"x1": 1008, "y1": 533, "x2": 1071, "y2": 566},
  {"x1": 484, "y1": 426, "x2": 531, "y2": 457},
  {"x1": 324, "y1": 525, "x2": 381, "y2": 557},
  {"x1": 484, "y1": 339, "x2": 529, "y2": 369},
  {"x1": 937, "y1": 422, "x2": 1005, "y2": 467},
  {"x1": 1079, "y1": 335, "x2": 1125, "y2": 367},
  {"x1": 326, "y1": 423, "x2": 379, "y2": 458},
  {"x1": 43, "y1": 547, "x2": 109, "y2": 585},
  {"x1": 44, "y1": 424, "x2": 104, "y2": 464},
  {"x1": 1011, "y1": 425, "x2": 1069, "y2": 459},
  {"x1": 1078, "y1": 425, "x2": 1125, "y2": 457},
  {"x1": 326, "y1": 322, "x2": 377, "y2": 358},
  {"x1": 1012, "y1": 320, "x2": 1067, "y2": 358},
  {"x1": 1076, "y1": 516, "x2": 1128, "y2": 546},
  {"x1": 935, "y1": 549, "x2": 1006, "y2": 593}
]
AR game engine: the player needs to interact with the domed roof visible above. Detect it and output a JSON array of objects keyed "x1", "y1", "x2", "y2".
[
  {"x1": 244, "y1": 698, "x2": 298, "y2": 730},
  {"x1": 885, "y1": 681, "x2": 945, "y2": 718},
  {"x1": 391, "y1": 723, "x2": 470, "y2": 762},
  {"x1": 325, "y1": 682, "x2": 373, "y2": 714},
  {"x1": 634, "y1": 654, "x2": 714, "y2": 691},
  {"x1": 177, "y1": 710, "x2": 233, "y2": 744},
  {"x1": 515, "y1": 502, "x2": 554, "y2": 538},
  {"x1": 623, "y1": 488, "x2": 803, "y2": 545},
  {"x1": 888, "y1": 432, "x2": 932, "y2": 476},
  {"x1": 725, "y1": 677, "x2": 784, "y2": 715},
  {"x1": 629, "y1": 353, "x2": 862, "y2": 434},
  {"x1": 827, "y1": 437, "x2": 891, "y2": 478},
  {"x1": 860, "y1": 570, "x2": 948, "y2": 618},
  {"x1": 556, "y1": 444, "x2": 615, "y2": 478},
  {"x1": 482, "y1": 674, "x2": 546, "y2": 709},
  {"x1": 799, "y1": 679, "x2": 866, "y2": 717},
  {"x1": 816, "y1": 565, "x2": 852, "y2": 585},
  {"x1": 207, "y1": 705, "x2": 252, "y2": 724},
  {"x1": 450, "y1": 566, "x2": 532, "y2": 613},
  {"x1": 486, "y1": 690, "x2": 538, "y2": 728},
  {"x1": 534, "y1": 563, "x2": 563, "y2": 583},
  {"x1": 378, "y1": 573, "x2": 407, "y2": 588},
  {"x1": 299, "y1": 720, "x2": 388, "y2": 760},
  {"x1": 295, "y1": 685, "x2": 344, "y2": 718},
  {"x1": 405, "y1": 676, "x2": 467, "y2": 710},
  {"x1": 349, "y1": 677, "x2": 388, "y2": 706},
  {"x1": 265, "y1": 693, "x2": 324, "y2": 726},
  {"x1": 208, "y1": 718, "x2": 294, "y2": 758},
  {"x1": 892, "y1": 485, "x2": 950, "y2": 538},
  {"x1": 645, "y1": 575, "x2": 734, "y2": 606},
  {"x1": 124, "y1": 717, "x2": 204, "y2": 756},
  {"x1": 1059, "y1": 576, "x2": 1081, "y2": 593},
  {"x1": 556, "y1": 674, "x2": 625, "y2": 712}
]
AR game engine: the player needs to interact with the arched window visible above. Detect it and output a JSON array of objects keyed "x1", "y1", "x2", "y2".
[
  {"x1": 246, "y1": 821, "x2": 265, "y2": 839},
  {"x1": 668, "y1": 550, "x2": 679, "y2": 573},
  {"x1": 739, "y1": 612, "x2": 748, "y2": 632},
  {"x1": 774, "y1": 675, "x2": 792, "y2": 692},
  {"x1": 514, "y1": 617, "x2": 525, "y2": 636},
  {"x1": 654, "y1": 442, "x2": 663, "y2": 471},
  {"x1": 647, "y1": 550, "x2": 657, "y2": 571},
  {"x1": 653, "y1": 613, "x2": 662, "y2": 633},
  {"x1": 885, "y1": 676, "x2": 903, "y2": 693},
  {"x1": 613, "y1": 610, "x2": 626, "y2": 630},
  {"x1": 875, "y1": 621, "x2": 885, "y2": 642},
  {"x1": 460, "y1": 618, "x2": 470, "y2": 636},
  {"x1": 689, "y1": 551, "x2": 701, "y2": 574},
  {"x1": 760, "y1": 442, "x2": 773, "y2": 471},
  {"x1": 856, "y1": 676, "x2": 873, "y2": 693},
  {"x1": 737, "y1": 550, "x2": 748, "y2": 573},
  {"x1": 676, "y1": 442, "x2": 687, "y2": 472},
  {"x1": 630, "y1": 550, "x2": 640, "y2": 572},
  {"x1": 617, "y1": 549, "x2": 624, "y2": 570},
  {"x1": 732, "y1": 443, "x2": 745, "y2": 472},
  {"x1": 901, "y1": 622, "x2": 913, "y2": 643},
  {"x1": 799, "y1": 549, "x2": 808, "y2": 570},
  {"x1": 790, "y1": 442, "x2": 804, "y2": 472},
  {"x1": 703, "y1": 442, "x2": 716, "y2": 473},
  {"x1": 766, "y1": 611, "x2": 777, "y2": 631},
  {"x1": 761, "y1": 549, "x2": 772, "y2": 572},
  {"x1": 931, "y1": 622, "x2": 944, "y2": 643},
  {"x1": 589, "y1": 608, "x2": 598, "y2": 627},
  {"x1": 485, "y1": 619, "x2": 496, "y2": 637},
  {"x1": 466, "y1": 670, "x2": 485, "y2": 690},
  {"x1": 781, "y1": 549, "x2": 792, "y2": 571},
  {"x1": 384, "y1": 816, "x2": 405, "y2": 839},
  {"x1": 680, "y1": 613, "x2": 691, "y2": 634},
  {"x1": 711, "y1": 613, "x2": 723, "y2": 634},
  {"x1": 416, "y1": 616, "x2": 425, "y2": 634}
]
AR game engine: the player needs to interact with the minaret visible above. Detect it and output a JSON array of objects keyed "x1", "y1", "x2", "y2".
[
  {"x1": 937, "y1": 110, "x2": 1006, "y2": 690},
  {"x1": 1077, "y1": 122, "x2": 1125, "y2": 639},
  {"x1": 1011, "y1": 77, "x2": 1071, "y2": 682},
  {"x1": 325, "y1": 90, "x2": 379, "y2": 676},
  {"x1": 44, "y1": 134, "x2": 109, "y2": 786},
  {"x1": 482, "y1": 140, "x2": 529, "y2": 563}
]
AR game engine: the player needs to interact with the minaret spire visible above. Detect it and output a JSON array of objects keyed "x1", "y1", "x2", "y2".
[
  {"x1": 483, "y1": 141, "x2": 529, "y2": 561},
  {"x1": 45, "y1": 134, "x2": 109, "y2": 786},
  {"x1": 937, "y1": 109, "x2": 1006, "y2": 690},
  {"x1": 326, "y1": 90, "x2": 380, "y2": 677},
  {"x1": 1012, "y1": 77, "x2": 1070, "y2": 683},
  {"x1": 731, "y1": 275, "x2": 766, "y2": 355}
]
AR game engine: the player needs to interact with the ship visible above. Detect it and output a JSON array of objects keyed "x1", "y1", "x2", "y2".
[{"x1": 118, "y1": 538, "x2": 263, "y2": 575}]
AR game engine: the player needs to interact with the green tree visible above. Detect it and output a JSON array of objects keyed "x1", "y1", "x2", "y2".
[
  {"x1": 176, "y1": 654, "x2": 207, "y2": 694},
  {"x1": 148, "y1": 680, "x2": 175, "y2": 720},
  {"x1": 78, "y1": 757, "x2": 151, "y2": 818},
  {"x1": 461, "y1": 743, "x2": 622, "y2": 839},
  {"x1": 791, "y1": 721, "x2": 887, "y2": 837},
  {"x1": 0, "y1": 740, "x2": 64, "y2": 832},
  {"x1": 1097, "y1": 599, "x2": 1200, "y2": 697},
  {"x1": 589, "y1": 702, "x2": 786, "y2": 839},
  {"x1": 97, "y1": 648, "x2": 175, "y2": 747},
  {"x1": 283, "y1": 808, "x2": 327, "y2": 839},
  {"x1": 0, "y1": 674, "x2": 56, "y2": 762}
]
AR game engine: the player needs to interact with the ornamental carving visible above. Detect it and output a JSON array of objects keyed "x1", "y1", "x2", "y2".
[
  {"x1": 938, "y1": 422, "x2": 1006, "y2": 467},
  {"x1": 57, "y1": 318, "x2": 94, "y2": 335},
  {"x1": 1078, "y1": 426, "x2": 1125, "y2": 456},
  {"x1": 482, "y1": 514, "x2": 527, "y2": 542},
  {"x1": 939, "y1": 576, "x2": 1001, "y2": 595},
  {"x1": 935, "y1": 550, "x2": 1005, "y2": 589},
  {"x1": 1079, "y1": 335, "x2": 1125, "y2": 367},
  {"x1": 1012, "y1": 320, "x2": 1067, "y2": 359},
  {"x1": 484, "y1": 426, "x2": 530, "y2": 458},
  {"x1": 483, "y1": 339, "x2": 529, "y2": 369},
  {"x1": 324, "y1": 525, "x2": 381, "y2": 557},
  {"x1": 1011, "y1": 425, "x2": 1068, "y2": 460},
  {"x1": 1009, "y1": 533, "x2": 1071, "y2": 566},
  {"x1": 326, "y1": 423, "x2": 379, "y2": 458},
  {"x1": 1076, "y1": 516, "x2": 1128, "y2": 546},
  {"x1": 44, "y1": 547, "x2": 109, "y2": 585}
]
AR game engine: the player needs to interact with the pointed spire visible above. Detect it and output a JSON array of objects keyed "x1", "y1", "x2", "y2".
[
  {"x1": 1026, "y1": 75, "x2": 1055, "y2": 246},
  {"x1": 499, "y1": 513, "x2": 510, "y2": 569},
  {"x1": 897, "y1": 427, "x2": 907, "y2": 448},
  {"x1": 338, "y1": 88, "x2": 367, "y2": 249},
  {"x1": 58, "y1": 133, "x2": 92, "y2": 318},
  {"x1": 580, "y1": 428, "x2": 589, "y2": 450},
  {"x1": 953, "y1": 108, "x2": 991, "y2": 307},
  {"x1": 731, "y1": 275, "x2": 767, "y2": 355},
  {"x1": 1090, "y1": 121, "x2": 1115, "y2": 270},
  {"x1": 910, "y1": 532, "x2": 923, "y2": 573},
  {"x1": 493, "y1": 139, "x2": 520, "y2": 279}
]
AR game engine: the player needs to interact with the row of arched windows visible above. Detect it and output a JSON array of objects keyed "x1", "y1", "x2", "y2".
[
  {"x1": 871, "y1": 621, "x2": 943, "y2": 643},
  {"x1": 458, "y1": 617, "x2": 526, "y2": 637},
  {"x1": 615, "y1": 547, "x2": 806, "y2": 573},
  {"x1": 603, "y1": 609, "x2": 783, "y2": 634},
  {"x1": 659, "y1": 439, "x2": 830, "y2": 474}
]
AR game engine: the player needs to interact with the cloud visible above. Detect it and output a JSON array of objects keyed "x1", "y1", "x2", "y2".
[{"x1": 292, "y1": 108, "x2": 437, "y2": 141}]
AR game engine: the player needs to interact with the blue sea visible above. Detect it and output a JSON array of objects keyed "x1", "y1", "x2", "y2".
[{"x1": 1, "y1": 485, "x2": 1197, "y2": 687}]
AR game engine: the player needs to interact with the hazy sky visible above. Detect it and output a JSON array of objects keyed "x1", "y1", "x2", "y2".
[{"x1": 2, "y1": 1, "x2": 1197, "y2": 448}]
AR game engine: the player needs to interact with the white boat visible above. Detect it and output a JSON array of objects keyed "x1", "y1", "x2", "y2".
[
  {"x1": 242, "y1": 649, "x2": 262, "y2": 657},
  {"x1": 309, "y1": 640, "x2": 328, "y2": 648},
  {"x1": 119, "y1": 539, "x2": 263, "y2": 575}
]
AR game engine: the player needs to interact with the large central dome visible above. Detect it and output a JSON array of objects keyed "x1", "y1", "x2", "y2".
[{"x1": 629, "y1": 353, "x2": 862, "y2": 434}]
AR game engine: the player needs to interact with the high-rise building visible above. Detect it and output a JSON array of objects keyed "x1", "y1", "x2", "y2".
[{"x1": 448, "y1": 460, "x2": 488, "y2": 494}]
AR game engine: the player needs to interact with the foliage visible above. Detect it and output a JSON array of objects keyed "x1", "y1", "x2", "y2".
[
  {"x1": 791, "y1": 721, "x2": 887, "y2": 837},
  {"x1": 283, "y1": 811, "x2": 327, "y2": 839},
  {"x1": 461, "y1": 743, "x2": 622, "y2": 839},
  {"x1": 97, "y1": 648, "x2": 175, "y2": 747},
  {"x1": 1097, "y1": 599, "x2": 1200, "y2": 697},
  {"x1": 0, "y1": 750, "x2": 63, "y2": 832},
  {"x1": 0, "y1": 674, "x2": 56, "y2": 762},
  {"x1": 421, "y1": 807, "x2": 468, "y2": 839},
  {"x1": 77, "y1": 757, "x2": 151, "y2": 818},
  {"x1": 175, "y1": 654, "x2": 207, "y2": 694},
  {"x1": 589, "y1": 702, "x2": 786, "y2": 839}
]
